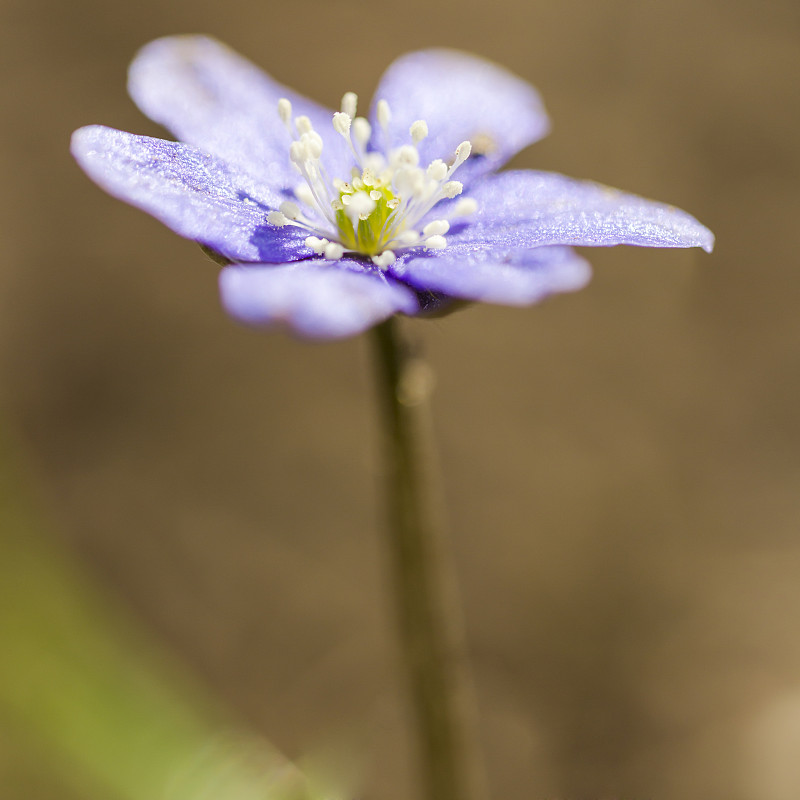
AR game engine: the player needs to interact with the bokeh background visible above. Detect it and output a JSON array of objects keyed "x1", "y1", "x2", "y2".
[{"x1": 1, "y1": 0, "x2": 799, "y2": 798}]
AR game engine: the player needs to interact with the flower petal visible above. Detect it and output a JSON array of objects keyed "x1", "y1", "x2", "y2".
[
  {"x1": 370, "y1": 49, "x2": 549, "y2": 182},
  {"x1": 219, "y1": 261, "x2": 420, "y2": 339},
  {"x1": 127, "y1": 35, "x2": 352, "y2": 190},
  {"x1": 71, "y1": 125, "x2": 309, "y2": 263},
  {"x1": 448, "y1": 170, "x2": 715, "y2": 252},
  {"x1": 392, "y1": 245, "x2": 591, "y2": 305}
]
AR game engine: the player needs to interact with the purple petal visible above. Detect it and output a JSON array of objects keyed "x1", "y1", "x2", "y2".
[
  {"x1": 449, "y1": 171, "x2": 715, "y2": 252},
  {"x1": 71, "y1": 125, "x2": 310, "y2": 263},
  {"x1": 370, "y1": 50, "x2": 549, "y2": 182},
  {"x1": 219, "y1": 260, "x2": 419, "y2": 339},
  {"x1": 391, "y1": 246, "x2": 591, "y2": 305},
  {"x1": 128, "y1": 35, "x2": 352, "y2": 190}
]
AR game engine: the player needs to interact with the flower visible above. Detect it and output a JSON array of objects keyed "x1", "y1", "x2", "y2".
[{"x1": 71, "y1": 36, "x2": 713, "y2": 339}]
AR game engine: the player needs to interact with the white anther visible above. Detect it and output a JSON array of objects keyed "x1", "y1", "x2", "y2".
[
  {"x1": 387, "y1": 198, "x2": 400, "y2": 210},
  {"x1": 352, "y1": 117, "x2": 372, "y2": 149},
  {"x1": 361, "y1": 169, "x2": 375, "y2": 187},
  {"x1": 305, "y1": 236, "x2": 329, "y2": 254},
  {"x1": 424, "y1": 235, "x2": 447, "y2": 250},
  {"x1": 279, "y1": 201, "x2": 300, "y2": 220},
  {"x1": 394, "y1": 145, "x2": 420, "y2": 167},
  {"x1": 453, "y1": 197, "x2": 478, "y2": 216},
  {"x1": 289, "y1": 140, "x2": 307, "y2": 164},
  {"x1": 452, "y1": 140, "x2": 472, "y2": 169},
  {"x1": 394, "y1": 168, "x2": 423, "y2": 196},
  {"x1": 369, "y1": 190, "x2": 382, "y2": 201},
  {"x1": 345, "y1": 191, "x2": 376, "y2": 222},
  {"x1": 333, "y1": 112, "x2": 351, "y2": 136},
  {"x1": 442, "y1": 180, "x2": 463, "y2": 199},
  {"x1": 278, "y1": 98, "x2": 292, "y2": 126},
  {"x1": 324, "y1": 242, "x2": 344, "y2": 260},
  {"x1": 301, "y1": 131, "x2": 323, "y2": 159},
  {"x1": 295, "y1": 115, "x2": 312, "y2": 134},
  {"x1": 331, "y1": 199, "x2": 344, "y2": 211},
  {"x1": 376, "y1": 99, "x2": 391, "y2": 130},
  {"x1": 340, "y1": 92, "x2": 358, "y2": 118},
  {"x1": 352, "y1": 177, "x2": 365, "y2": 190},
  {"x1": 397, "y1": 230, "x2": 420, "y2": 245},
  {"x1": 423, "y1": 219, "x2": 450, "y2": 237},
  {"x1": 267, "y1": 211, "x2": 289, "y2": 226},
  {"x1": 372, "y1": 250, "x2": 396, "y2": 269},
  {"x1": 295, "y1": 184, "x2": 315, "y2": 206},
  {"x1": 426, "y1": 159, "x2": 448, "y2": 181},
  {"x1": 410, "y1": 120, "x2": 428, "y2": 144},
  {"x1": 365, "y1": 153, "x2": 387, "y2": 175}
]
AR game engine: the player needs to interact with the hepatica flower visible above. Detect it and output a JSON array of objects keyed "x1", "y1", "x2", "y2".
[{"x1": 72, "y1": 36, "x2": 713, "y2": 339}]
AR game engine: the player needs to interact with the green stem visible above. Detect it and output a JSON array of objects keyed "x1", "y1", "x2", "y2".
[{"x1": 371, "y1": 317, "x2": 485, "y2": 800}]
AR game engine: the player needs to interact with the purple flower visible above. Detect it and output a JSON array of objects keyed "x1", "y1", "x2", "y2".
[{"x1": 72, "y1": 36, "x2": 713, "y2": 339}]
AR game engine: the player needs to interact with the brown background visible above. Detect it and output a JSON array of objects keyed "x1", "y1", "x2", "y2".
[{"x1": 2, "y1": 0, "x2": 800, "y2": 798}]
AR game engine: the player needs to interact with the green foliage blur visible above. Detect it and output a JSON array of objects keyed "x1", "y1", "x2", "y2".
[{"x1": 0, "y1": 434, "x2": 333, "y2": 800}]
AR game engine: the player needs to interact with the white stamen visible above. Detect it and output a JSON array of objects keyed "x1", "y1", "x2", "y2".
[
  {"x1": 267, "y1": 211, "x2": 289, "y2": 226},
  {"x1": 452, "y1": 140, "x2": 472, "y2": 170},
  {"x1": 295, "y1": 115, "x2": 312, "y2": 134},
  {"x1": 394, "y1": 145, "x2": 419, "y2": 168},
  {"x1": 453, "y1": 197, "x2": 478, "y2": 216},
  {"x1": 424, "y1": 235, "x2": 447, "y2": 250},
  {"x1": 369, "y1": 190, "x2": 382, "y2": 201},
  {"x1": 397, "y1": 230, "x2": 420, "y2": 245},
  {"x1": 279, "y1": 201, "x2": 300, "y2": 220},
  {"x1": 278, "y1": 98, "x2": 292, "y2": 127},
  {"x1": 301, "y1": 131, "x2": 323, "y2": 159},
  {"x1": 423, "y1": 219, "x2": 450, "y2": 237},
  {"x1": 324, "y1": 242, "x2": 344, "y2": 260},
  {"x1": 295, "y1": 184, "x2": 315, "y2": 207},
  {"x1": 372, "y1": 250, "x2": 396, "y2": 269},
  {"x1": 376, "y1": 99, "x2": 391, "y2": 130},
  {"x1": 410, "y1": 120, "x2": 428, "y2": 144},
  {"x1": 426, "y1": 159, "x2": 447, "y2": 181},
  {"x1": 394, "y1": 167, "x2": 423, "y2": 196},
  {"x1": 345, "y1": 191, "x2": 376, "y2": 223},
  {"x1": 333, "y1": 112, "x2": 351, "y2": 136},
  {"x1": 289, "y1": 140, "x2": 307, "y2": 164},
  {"x1": 352, "y1": 117, "x2": 372, "y2": 149},
  {"x1": 340, "y1": 92, "x2": 358, "y2": 118},
  {"x1": 442, "y1": 180, "x2": 463, "y2": 199},
  {"x1": 305, "y1": 236, "x2": 329, "y2": 254}
]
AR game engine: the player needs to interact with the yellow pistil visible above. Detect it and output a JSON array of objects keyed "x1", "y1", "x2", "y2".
[{"x1": 335, "y1": 175, "x2": 398, "y2": 256}]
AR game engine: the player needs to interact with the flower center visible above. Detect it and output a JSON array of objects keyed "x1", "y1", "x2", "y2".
[
  {"x1": 332, "y1": 170, "x2": 398, "y2": 256},
  {"x1": 266, "y1": 93, "x2": 479, "y2": 269}
]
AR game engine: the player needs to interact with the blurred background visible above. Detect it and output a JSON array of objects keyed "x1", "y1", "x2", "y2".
[{"x1": 1, "y1": 0, "x2": 799, "y2": 798}]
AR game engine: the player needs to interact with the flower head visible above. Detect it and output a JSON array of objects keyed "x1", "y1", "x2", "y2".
[{"x1": 72, "y1": 36, "x2": 713, "y2": 339}]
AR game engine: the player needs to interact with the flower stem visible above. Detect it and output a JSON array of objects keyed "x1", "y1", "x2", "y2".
[{"x1": 370, "y1": 316, "x2": 485, "y2": 800}]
